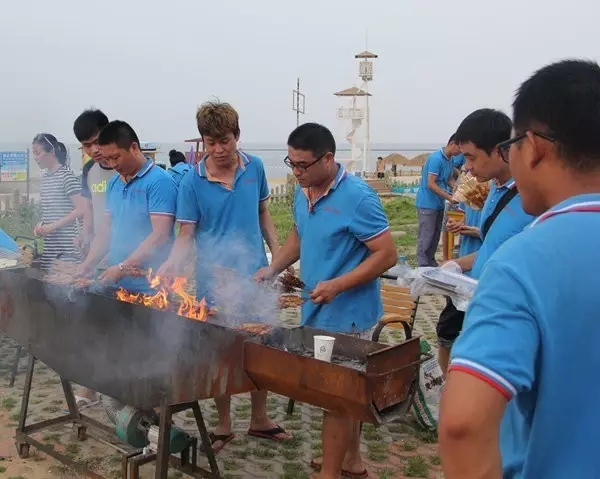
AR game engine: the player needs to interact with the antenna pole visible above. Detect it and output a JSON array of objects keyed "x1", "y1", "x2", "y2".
[{"x1": 292, "y1": 77, "x2": 306, "y2": 127}]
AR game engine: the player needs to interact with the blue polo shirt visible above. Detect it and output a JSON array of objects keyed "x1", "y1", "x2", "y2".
[
  {"x1": 294, "y1": 164, "x2": 389, "y2": 332},
  {"x1": 176, "y1": 152, "x2": 270, "y2": 304},
  {"x1": 458, "y1": 203, "x2": 482, "y2": 257},
  {"x1": 168, "y1": 161, "x2": 191, "y2": 186},
  {"x1": 449, "y1": 193, "x2": 600, "y2": 478},
  {"x1": 452, "y1": 153, "x2": 466, "y2": 169},
  {"x1": 469, "y1": 179, "x2": 534, "y2": 279},
  {"x1": 106, "y1": 160, "x2": 177, "y2": 293},
  {"x1": 415, "y1": 149, "x2": 454, "y2": 211},
  {"x1": 0, "y1": 228, "x2": 18, "y2": 253}
]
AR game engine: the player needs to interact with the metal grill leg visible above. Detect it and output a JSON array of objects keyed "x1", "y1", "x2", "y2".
[
  {"x1": 192, "y1": 402, "x2": 221, "y2": 478},
  {"x1": 154, "y1": 402, "x2": 171, "y2": 479},
  {"x1": 15, "y1": 354, "x2": 35, "y2": 458},
  {"x1": 286, "y1": 398, "x2": 296, "y2": 415},
  {"x1": 9, "y1": 344, "x2": 22, "y2": 387},
  {"x1": 17, "y1": 354, "x2": 34, "y2": 432},
  {"x1": 61, "y1": 378, "x2": 80, "y2": 420}
]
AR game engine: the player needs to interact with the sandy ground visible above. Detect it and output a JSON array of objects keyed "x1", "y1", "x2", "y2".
[{"x1": 0, "y1": 298, "x2": 446, "y2": 479}]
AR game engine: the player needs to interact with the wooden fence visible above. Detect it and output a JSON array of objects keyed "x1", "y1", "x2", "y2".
[
  {"x1": 268, "y1": 174, "x2": 295, "y2": 204},
  {"x1": 269, "y1": 184, "x2": 290, "y2": 203}
]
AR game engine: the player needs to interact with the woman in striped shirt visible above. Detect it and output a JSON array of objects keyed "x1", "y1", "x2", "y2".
[{"x1": 32, "y1": 133, "x2": 87, "y2": 271}]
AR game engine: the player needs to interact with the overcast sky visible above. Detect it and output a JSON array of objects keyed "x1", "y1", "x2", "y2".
[{"x1": 1, "y1": 0, "x2": 597, "y2": 144}]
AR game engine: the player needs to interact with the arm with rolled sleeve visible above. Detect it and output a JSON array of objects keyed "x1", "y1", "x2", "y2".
[
  {"x1": 332, "y1": 191, "x2": 397, "y2": 293},
  {"x1": 438, "y1": 259, "x2": 539, "y2": 479},
  {"x1": 121, "y1": 177, "x2": 177, "y2": 267},
  {"x1": 427, "y1": 155, "x2": 453, "y2": 202}
]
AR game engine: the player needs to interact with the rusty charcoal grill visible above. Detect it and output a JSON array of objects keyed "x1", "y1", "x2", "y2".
[{"x1": 0, "y1": 267, "x2": 424, "y2": 479}]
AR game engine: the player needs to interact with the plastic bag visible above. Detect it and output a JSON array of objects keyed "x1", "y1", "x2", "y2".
[
  {"x1": 395, "y1": 262, "x2": 475, "y2": 311},
  {"x1": 411, "y1": 339, "x2": 444, "y2": 430}
]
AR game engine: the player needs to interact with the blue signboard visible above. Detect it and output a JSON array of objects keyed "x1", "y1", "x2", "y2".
[{"x1": 0, "y1": 151, "x2": 27, "y2": 181}]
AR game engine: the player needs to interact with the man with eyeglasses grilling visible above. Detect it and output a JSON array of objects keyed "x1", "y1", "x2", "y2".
[
  {"x1": 255, "y1": 123, "x2": 397, "y2": 479},
  {"x1": 434, "y1": 108, "x2": 535, "y2": 376}
]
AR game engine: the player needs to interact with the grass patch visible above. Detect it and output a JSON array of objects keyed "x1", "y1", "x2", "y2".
[
  {"x1": 268, "y1": 202, "x2": 294, "y2": 245},
  {"x1": 281, "y1": 462, "x2": 309, "y2": 479},
  {"x1": 401, "y1": 440, "x2": 417, "y2": 451},
  {"x1": 250, "y1": 446, "x2": 277, "y2": 459},
  {"x1": 416, "y1": 428, "x2": 438, "y2": 444},
  {"x1": 362, "y1": 424, "x2": 383, "y2": 441},
  {"x1": 0, "y1": 466, "x2": 5, "y2": 473},
  {"x1": 404, "y1": 456, "x2": 429, "y2": 477},
  {"x1": 42, "y1": 432, "x2": 61, "y2": 443},
  {"x1": 1, "y1": 397, "x2": 17, "y2": 410},
  {"x1": 430, "y1": 455, "x2": 441, "y2": 465},
  {"x1": 281, "y1": 447, "x2": 301, "y2": 460},
  {"x1": 377, "y1": 469, "x2": 395, "y2": 479},
  {"x1": 65, "y1": 443, "x2": 81, "y2": 457},
  {"x1": 367, "y1": 441, "x2": 388, "y2": 462},
  {"x1": 222, "y1": 458, "x2": 240, "y2": 470}
]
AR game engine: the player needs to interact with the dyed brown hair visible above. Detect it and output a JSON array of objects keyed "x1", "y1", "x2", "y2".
[{"x1": 196, "y1": 101, "x2": 240, "y2": 139}]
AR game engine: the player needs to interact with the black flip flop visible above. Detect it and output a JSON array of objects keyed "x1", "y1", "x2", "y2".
[{"x1": 247, "y1": 425, "x2": 289, "y2": 442}]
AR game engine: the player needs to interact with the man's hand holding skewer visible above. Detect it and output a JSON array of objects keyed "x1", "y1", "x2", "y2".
[{"x1": 253, "y1": 266, "x2": 276, "y2": 282}]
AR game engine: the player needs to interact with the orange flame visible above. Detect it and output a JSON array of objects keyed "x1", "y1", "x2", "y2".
[{"x1": 115, "y1": 271, "x2": 210, "y2": 321}]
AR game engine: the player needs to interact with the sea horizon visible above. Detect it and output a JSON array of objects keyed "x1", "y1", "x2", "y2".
[{"x1": 0, "y1": 141, "x2": 436, "y2": 183}]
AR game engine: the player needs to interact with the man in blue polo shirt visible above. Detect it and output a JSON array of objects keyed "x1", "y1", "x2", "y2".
[
  {"x1": 435, "y1": 109, "x2": 535, "y2": 375},
  {"x1": 157, "y1": 101, "x2": 289, "y2": 454},
  {"x1": 440, "y1": 59, "x2": 600, "y2": 479},
  {"x1": 255, "y1": 123, "x2": 397, "y2": 479},
  {"x1": 78, "y1": 120, "x2": 177, "y2": 293},
  {"x1": 415, "y1": 135, "x2": 461, "y2": 266},
  {"x1": 167, "y1": 149, "x2": 190, "y2": 186}
]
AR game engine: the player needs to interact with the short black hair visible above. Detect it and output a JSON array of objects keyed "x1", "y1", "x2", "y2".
[
  {"x1": 97, "y1": 120, "x2": 140, "y2": 150},
  {"x1": 287, "y1": 123, "x2": 336, "y2": 157},
  {"x1": 448, "y1": 133, "x2": 457, "y2": 144},
  {"x1": 169, "y1": 149, "x2": 186, "y2": 166},
  {"x1": 513, "y1": 59, "x2": 600, "y2": 171},
  {"x1": 454, "y1": 109, "x2": 512, "y2": 155},
  {"x1": 73, "y1": 109, "x2": 109, "y2": 142}
]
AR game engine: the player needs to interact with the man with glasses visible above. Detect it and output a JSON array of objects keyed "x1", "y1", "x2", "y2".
[
  {"x1": 440, "y1": 59, "x2": 600, "y2": 479},
  {"x1": 255, "y1": 122, "x2": 397, "y2": 479},
  {"x1": 435, "y1": 108, "x2": 535, "y2": 375}
]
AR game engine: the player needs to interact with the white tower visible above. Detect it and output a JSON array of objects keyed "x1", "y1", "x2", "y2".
[
  {"x1": 334, "y1": 87, "x2": 370, "y2": 174},
  {"x1": 334, "y1": 50, "x2": 377, "y2": 175},
  {"x1": 355, "y1": 50, "x2": 378, "y2": 174}
]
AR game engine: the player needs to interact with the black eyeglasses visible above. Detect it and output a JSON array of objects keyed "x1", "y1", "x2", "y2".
[
  {"x1": 497, "y1": 130, "x2": 557, "y2": 163},
  {"x1": 283, "y1": 152, "x2": 328, "y2": 173}
]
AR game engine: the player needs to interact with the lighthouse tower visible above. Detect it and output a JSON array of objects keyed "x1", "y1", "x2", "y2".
[{"x1": 334, "y1": 50, "x2": 378, "y2": 175}]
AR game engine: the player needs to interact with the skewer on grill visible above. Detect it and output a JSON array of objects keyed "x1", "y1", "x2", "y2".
[{"x1": 277, "y1": 270, "x2": 312, "y2": 294}]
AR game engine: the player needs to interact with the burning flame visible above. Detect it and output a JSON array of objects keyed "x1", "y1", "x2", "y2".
[{"x1": 115, "y1": 271, "x2": 210, "y2": 321}]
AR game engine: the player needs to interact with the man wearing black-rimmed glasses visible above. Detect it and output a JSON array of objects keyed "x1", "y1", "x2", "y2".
[
  {"x1": 255, "y1": 123, "x2": 397, "y2": 479},
  {"x1": 435, "y1": 108, "x2": 535, "y2": 375}
]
